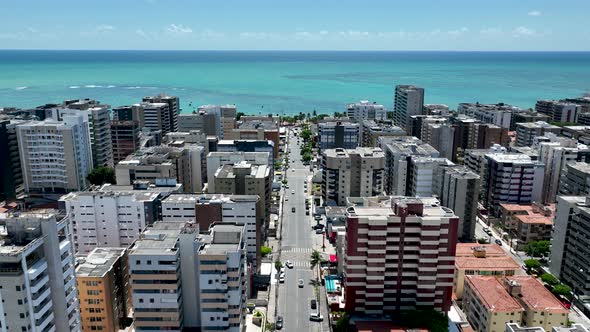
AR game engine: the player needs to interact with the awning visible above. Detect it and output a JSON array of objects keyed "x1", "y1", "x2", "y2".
[{"x1": 329, "y1": 254, "x2": 337, "y2": 263}]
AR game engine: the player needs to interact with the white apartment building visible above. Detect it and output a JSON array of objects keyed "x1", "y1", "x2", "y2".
[
  {"x1": 180, "y1": 104, "x2": 237, "y2": 138},
  {"x1": 50, "y1": 99, "x2": 114, "y2": 168},
  {"x1": 160, "y1": 194, "x2": 261, "y2": 271},
  {"x1": 346, "y1": 100, "x2": 387, "y2": 122},
  {"x1": 535, "y1": 100, "x2": 581, "y2": 123},
  {"x1": 394, "y1": 85, "x2": 424, "y2": 131},
  {"x1": 59, "y1": 188, "x2": 163, "y2": 254},
  {"x1": 206, "y1": 151, "x2": 270, "y2": 192},
  {"x1": 408, "y1": 157, "x2": 455, "y2": 197},
  {"x1": 17, "y1": 115, "x2": 93, "y2": 194},
  {"x1": 317, "y1": 121, "x2": 361, "y2": 151},
  {"x1": 321, "y1": 147, "x2": 385, "y2": 206},
  {"x1": 515, "y1": 121, "x2": 562, "y2": 147},
  {"x1": 458, "y1": 102, "x2": 523, "y2": 129},
  {"x1": 0, "y1": 210, "x2": 81, "y2": 332}
]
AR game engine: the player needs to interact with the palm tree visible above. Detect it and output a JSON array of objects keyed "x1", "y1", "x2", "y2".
[{"x1": 310, "y1": 250, "x2": 322, "y2": 282}]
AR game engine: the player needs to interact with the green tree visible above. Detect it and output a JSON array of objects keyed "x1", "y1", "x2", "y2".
[
  {"x1": 236, "y1": 112, "x2": 245, "y2": 121},
  {"x1": 402, "y1": 310, "x2": 448, "y2": 332},
  {"x1": 274, "y1": 260, "x2": 282, "y2": 272},
  {"x1": 87, "y1": 167, "x2": 116, "y2": 186},
  {"x1": 524, "y1": 259, "x2": 541, "y2": 274},
  {"x1": 261, "y1": 246, "x2": 272, "y2": 257},
  {"x1": 310, "y1": 250, "x2": 322, "y2": 283},
  {"x1": 334, "y1": 312, "x2": 350, "y2": 332},
  {"x1": 302, "y1": 153, "x2": 313, "y2": 162},
  {"x1": 300, "y1": 129, "x2": 312, "y2": 140},
  {"x1": 524, "y1": 240, "x2": 551, "y2": 257},
  {"x1": 274, "y1": 161, "x2": 283, "y2": 170},
  {"x1": 300, "y1": 147, "x2": 312, "y2": 156},
  {"x1": 541, "y1": 273, "x2": 559, "y2": 286},
  {"x1": 477, "y1": 237, "x2": 489, "y2": 244},
  {"x1": 553, "y1": 284, "x2": 572, "y2": 296}
]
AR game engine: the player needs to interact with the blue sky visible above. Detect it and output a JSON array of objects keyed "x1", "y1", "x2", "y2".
[{"x1": 0, "y1": 0, "x2": 588, "y2": 51}]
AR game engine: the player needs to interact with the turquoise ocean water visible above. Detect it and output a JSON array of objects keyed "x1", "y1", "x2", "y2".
[{"x1": 0, "y1": 50, "x2": 589, "y2": 115}]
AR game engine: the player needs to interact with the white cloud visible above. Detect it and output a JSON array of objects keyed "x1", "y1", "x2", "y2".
[
  {"x1": 239, "y1": 32, "x2": 278, "y2": 39},
  {"x1": 167, "y1": 24, "x2": 192, "y2": 34},
  {"x1": 528, "y1": 10, "x2": 542, "y2": 17},
  {"x1": 200, "y1": 29, "x2": 225, "y2": 39},
  {"x1": 96, "y1": 24, "x2": 115, "y2": 33},
  {"x1": 513, "y1": 26, "x2": 537, "y2": 37}
]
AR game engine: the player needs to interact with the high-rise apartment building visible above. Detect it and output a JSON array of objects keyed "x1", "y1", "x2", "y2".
[
  {"x1": 0, "y1": 118, "x2": 24, "y2": 200},
  {"x1": 0, "y1": 210, "x2": 81, "y2": 332},
  {"x1": 59, "y1": 187, "x2": 164, "y2": 254},
  {"x1": 394, "y1": 85, "x2": 425, "y2": 131},
  {"x1": 206, "y1": 152, "x2": 270, "y2": 192},
  {"x1": 141, "y1": 102, "x2": 171, "y2": 135},
  {"x1": 111, "y1": 120, "x2": 140, "y2": 164},
  {"x1": 559, "y1": 162, "x2": 590, "y2": 196},
  {"x1": 318, "y1": 121, "x2": 361, "y2": 150},
  {"x1": 321, "y1": 147, "x2": 385, "y2": 206},
  {"x1": 420, "y1": 118, "x2": 457, "y2": 160},
  {"x1": 379, "y1": 136, "x2": 439, "y2": 195},
  {"x1": 213, "y1": 162, "x2": 271, "y2": 236},
  {"x1": 128, "y1": 221, "x2": 247, "y2": 332},
  {"x1": 17, "y1": 115, "x2": 93, "y2": 195},
  {"x1": 515, "y1": 121, "x2": 562, "y2": 147},
  {"x1": 113, "y1": 104, "x2": 145, "y2": 127},
  {"x1": 181, "y1": 104, "x2": 237, "y2": 138},
  {"x1": 76, "y1": 248, "x2": 130, "y2": 332},
  {"x1": 160, "y1": 194, "x2": 262, "y2": 271},
  {"x1": 360, "y1": 120, "x2": 405, "y2": 147},
  {"x1": 116, "y1": 145, "x2": 206, "y2": 193},
  {"x1": 346, "y1": 100, "x2": 387, "y2": 122},
  {"x1": 343, "y1": 196, "x2": 458, "y2": 314},
  {"x1": 229, "y1": 116, "x2": 280, "y2": 158},
  {"x1": 535, "y1": 100, "x2": 580, "y2": 123},
  {"x1": 458, "y1": 102, "x2": 523, "y2": 129},
  {"x1": 143, "y1": 94, "x2": 179, "y2": 132},
  {"x1": 481, "y1": 153, "x2": 545, "y2": 216},
  {"x1": 550, "y1": 196, "x2": 590, "y2": 309},
  {"x1": 408, "y1": 157, "x2": 455, "y2": 197},
  {"x1": 216, "y1": 140, "x2": 275, "y2": 166}
]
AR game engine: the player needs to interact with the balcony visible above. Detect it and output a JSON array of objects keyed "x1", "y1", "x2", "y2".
[{"x1": 28, "y1": 259, "x2": 48, "y2": 280}]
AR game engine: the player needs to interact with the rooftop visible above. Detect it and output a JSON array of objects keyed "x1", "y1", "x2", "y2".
[
  {"x1": 128, "y1": 222, "x2": 185, "y2": 255},
  {"x1": 465, "y1": 276, "x2": 524, "y2": 312},
  {"x1": 485, "y1": 153, "x2": 536, "y2": 164},
  {"x1": 506, "y1": 276, "x2": 568, "y2": 313},
  {"x1": 162, "y1": 193, "x2": 259, "y2": 204},
  {"x1": 456, "y1": 243, "x2": 508, "y2": 257},
  {"x1": 517, "y1": 121, "x2": 561, "y2": 129},
  {"x1": 323, "y1": 147, "x2": 384, "y2": 159},
  {"x1": 76, "y1": 248, "x2": 126, "y2": 278},
  {"x1": 515, "y1": 215, "x2": 553, "y2": 225}
]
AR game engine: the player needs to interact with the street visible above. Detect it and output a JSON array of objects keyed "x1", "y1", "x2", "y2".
[{"x1": 276, "y1": 128, "x2": 327, "y2": 332}]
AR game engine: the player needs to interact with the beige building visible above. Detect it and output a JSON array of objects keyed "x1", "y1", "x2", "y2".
[
  {"x1": 463, "y1": 276, "x2": 568, "y2": 332},
  {"x1": 321, "y1": 147, "x2": 385, "y2": 206},
  {"x1": 464, "y1": 276, "x2": 525, "y2": 332},
  {"x1": 213, "y1": 161, "x2": 271, "y2": 233},
  {"x1": 116, "y1": 145, "x2": 205, "y2": 193},
  {"x1": 454, "y1": 244, "x2": 521, "y2": 299},
  {"x1": 499, "y1": 203, "x2": 554, "y2": 249},
  {"x1": 76, "y1": 248, "x2": 130, "y2": 332}
]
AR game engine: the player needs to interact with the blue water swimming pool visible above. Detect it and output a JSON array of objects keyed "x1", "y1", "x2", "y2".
[{"x1": 325, "y1": 276, "x2": 339, "y2": 293}]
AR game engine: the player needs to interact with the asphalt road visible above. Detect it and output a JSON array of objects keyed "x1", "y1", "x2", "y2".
[{"x1": 277, "y1": 128, "x2": 325, "y2": 332}]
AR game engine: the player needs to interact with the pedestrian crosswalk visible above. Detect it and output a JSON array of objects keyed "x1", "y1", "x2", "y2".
[{"x1": 283, "y1": 247, "x2": 313, "y2": 253}]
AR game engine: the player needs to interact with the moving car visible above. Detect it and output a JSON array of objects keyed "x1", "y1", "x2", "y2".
[
  {"x1": 285, "y1": 261, "x2": 293, "y2": 269},
  {"x1": 495, "y1": 239, "x2": 502, "y2": 246},
  {"x1": 298, "y1": 279, "x2": 304, "y2": 288},
  {"x1": 310, "y1": 299, "x2": 317, "y2": 310},
  {"x1": 291, "y1": 190, "x2": 295, "y2": 195},
  {"x1": 292, "y1": 207, "x2": 296, "y2": 213},
  {"x1": 276, "y1": 316, "x2": 284, "y2": 330}
]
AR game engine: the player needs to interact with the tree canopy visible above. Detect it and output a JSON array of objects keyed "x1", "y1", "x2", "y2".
[
  {"x1": 523, "y1": 240, "x2": 551, "y2": 257},
  {"x1": 87, "y1": 167, "x2": 116, "y2": 186},
  {"x1": 553, "y1": 284, "x2": 572, "y2": 296},
  {"x1": 524, "y1": 259, "x2": 541, "y2": 273},
  {"x1": 541, "y1": 273, "x2": 559, "y2": 286}
]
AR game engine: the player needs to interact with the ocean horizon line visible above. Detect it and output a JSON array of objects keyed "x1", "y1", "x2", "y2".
[{"x1": 1, "y1": 49, "x2": 590, "y2": 53}]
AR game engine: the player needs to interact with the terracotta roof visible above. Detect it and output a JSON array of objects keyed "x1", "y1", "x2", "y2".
[
  {"x1": 499, "y1": 203, "x2": 554, "y2": 217},
  {"x1": 355, "y1": 321, "x2": 428, "y2": 332},
  {"x1": 515, "y1": 214, "x2": 553, "y2": 225},
  {"x1": 456, "y1": 243, "x2": 506, "y2": 257},
  {"x1": 506, "y1": 276, "x2": 568, "y2": 313},
  {"x1": 455, "y1": 256, "x2": 520, "y2": 270},
  {"x1": 465, "y1": 276, "x2": 524, "y2": 312}
]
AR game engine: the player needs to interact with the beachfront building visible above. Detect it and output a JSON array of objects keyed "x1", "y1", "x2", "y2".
[
  {"x1": 394, "y1": 85, "x2": 425, "y2": 131},
  {"x1": 346, "y1": 100, "x2": 387, "y2": 122},
  {"x1": 318, "y1": 120, "x2": 361, "y2": 150},
  {"x1": 143, "y1": 94, "x2": 179, "y2": 132}
]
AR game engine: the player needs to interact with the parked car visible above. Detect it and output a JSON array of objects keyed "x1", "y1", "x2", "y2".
[
  {"x1": 292, "y1": 207, "x2": 296, "y2": 213},
  {"x1": 495, "y1": 239, "x2": 502, "y2": 246},
  {"x1": 276, "y1": 316, "x2": 284, "y2": 330},
  {"x1": 309, "y1": 312, "x2": 323, "y2": 321},
  {"x1": 312, "y1": 224, "x2": 324, "y2": 230},
  {"x1": 285, "y1": 261, "x2": 293, "y2": 269},
  {"x1": 298, "y1": 279, "x2": 304, "y2": 288},
  {"x1": 315, "y1": 229, "x2": 324, "y2": 234},
  {"x1": 279, "y1": 274, "x2": 285, "y2": 283},
  {"x1": 314, "y1": 215, "x2": 322, "y2": 221},
  {"x1": 310, "y1": 299, "x2": 317, "y2": 310}
]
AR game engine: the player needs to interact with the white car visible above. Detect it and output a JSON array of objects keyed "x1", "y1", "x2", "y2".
[
  {"x1": 279, "y1": 274, "x2": 285, "y2": 283},
  {"x1": 285, "y1": 261, "x2": 293, "y2": 269},
  {"x1": 298, "y1": 279, "x2": 304, "y2": 288},
  {"x1": 291, "y1": 190, "x2": 295, "y2": 195},
  {"x1": 309, "y1": 312, "x2": 323, "y2": 321}
]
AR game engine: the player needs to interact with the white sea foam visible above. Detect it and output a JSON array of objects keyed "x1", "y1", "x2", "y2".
[
  {"x1": 15, "y1": 86, "x2": 28, "y2": 90},
  {"x1": 106, "y1": 85, "x2": 116, "y2": 88},
  {"x1": 84, "y1": 84, "x2": 103, "y2": 88},
  {"x1": 124, "y1": 86, "x2": 143, "y2": 89},
  {"x1": 69, "y1": 86, "x2": 80, "y2": 89}
]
